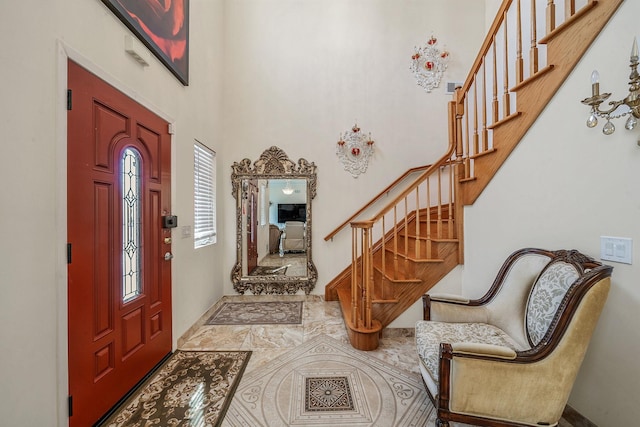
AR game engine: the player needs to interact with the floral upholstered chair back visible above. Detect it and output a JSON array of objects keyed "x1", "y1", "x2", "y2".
[{"x1": 525, "y1": 260, "x2": 580, "y2": 346}]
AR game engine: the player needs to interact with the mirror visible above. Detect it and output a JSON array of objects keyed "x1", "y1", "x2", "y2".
[{"x1": 231, "y1": 146, "x2": 317, "y2": 294}]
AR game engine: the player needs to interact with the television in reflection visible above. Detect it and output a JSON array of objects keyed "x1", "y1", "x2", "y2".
[{"x1": 277, "y1": 203, "x2": 306, "y2": 223}]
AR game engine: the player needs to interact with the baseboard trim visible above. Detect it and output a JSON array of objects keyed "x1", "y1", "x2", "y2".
[{"x1": 562, "y1": 405, "x2": 598, "y2": 427}]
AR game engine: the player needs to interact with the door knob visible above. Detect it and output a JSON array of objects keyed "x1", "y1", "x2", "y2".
[{"x1": 164, "y1": 252, "x2": 174, "y2": 261}]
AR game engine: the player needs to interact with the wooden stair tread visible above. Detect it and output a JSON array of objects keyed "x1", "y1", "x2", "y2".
[
  {"x1": 373, "y1": 265, "x2": 422, "y2": 283},
  {"x1": 511, "y1": 65, "x2": 555, "y2": 92},
  {"x1": 395, "y1": 234, "x2": 458, "y2": 243},
  {"x1": 336, "y1": 287, "x2": 351, "y2": 319},
  {"x1": 380, "y1": 252, "x2": 446, "y2": 264},
  {"x1": 487, "y1": 111, "x2": 521, "y2": 130},
  {"x1": 470, "y1": 148, "x2": 497, "y2": 160},
  {"x1": 336, "y1": 281, "x2": 399, "y2": 305}
]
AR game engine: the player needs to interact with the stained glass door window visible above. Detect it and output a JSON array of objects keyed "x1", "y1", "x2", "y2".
[{"x1": 122, "y1": 147, "x2": 142, "y2": 302}]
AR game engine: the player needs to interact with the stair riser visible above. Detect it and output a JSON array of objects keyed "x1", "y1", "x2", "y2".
[
  {"x1": 386, "y1": 237, "x2": 457, "y2": 259},
  {"x1": 394, "y1": 218, "x2": 456, "y2": 240},
  {"x1": 416, "y1": 221, "x2": 456, "y2": 240},
  {"x1": 373, "y1": 251, "x2": 416, "y2": 279},
  {"x1": 371, "y1": 243, "x2": 460, "y2": 326}
]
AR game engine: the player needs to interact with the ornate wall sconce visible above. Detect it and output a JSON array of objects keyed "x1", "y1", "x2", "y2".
[
  {"x1": 336, "y1": 124, "x2": 375, "y2": 178},
  {"x1": 581, "y1": 37, "x2": 640, "y2": 143},
  {"x1": 410, "y1": 35, "x2": 450, "y2": 93}
]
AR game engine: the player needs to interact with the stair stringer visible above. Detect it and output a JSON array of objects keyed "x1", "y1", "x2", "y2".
[
  {"x1": 462, "y1": 0, "x2": 625, "y2": 205},
  {"x1": 370, "y1": 241, "x2": 460, "y2": 328}
]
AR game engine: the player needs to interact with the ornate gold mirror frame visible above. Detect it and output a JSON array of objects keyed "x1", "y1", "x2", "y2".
[{"x1": 231, "y1": 146, "x2": 318, "y2": 294}]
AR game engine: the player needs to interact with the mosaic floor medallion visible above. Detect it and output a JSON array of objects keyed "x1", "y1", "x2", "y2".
[
  {"x1": 305, "y1": 376, "x2": 354, "y2": 412},
  {"x1": 222, "y1": 334, "x2": 432, "y2": 426}
]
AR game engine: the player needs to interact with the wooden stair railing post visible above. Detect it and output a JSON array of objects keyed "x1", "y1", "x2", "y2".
[
  {"x1": 492, "y1": 37, "x2": 500, "y2": 123},
  {"x1": 347, "y1": 219, "x2": 381, "y2": 351},
  {"x1": 546, "y1": 0, "x2": 556, "y2": 34},
  {"x1": 531, "y1": 0, "x2": 539, "y2": 74},
  {"x1": 351, "y1": 219, "x2": 375, "y2": 328},
  {"x1": 482, "y1": 60, "x2": 489, "y2": 152},
  {"x1": 363, "y1": 221, "x2": 374, "y2": 329},
  {"x1": 516, "y1": 0, "x2": 524, "y2": 85},
  {"x1": 502, "y1": 10, "x2": 511, "y2": 117},
  {"x1": 451, "y1": 90, "x2": 465, "y2": 262},
  {"x1": 565, "y1": 0, "x2": 576, "y2": 18}
]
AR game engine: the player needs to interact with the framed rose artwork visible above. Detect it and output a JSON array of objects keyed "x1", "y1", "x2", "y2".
[{"x1": 102, "y1": 0, "x2": 189, "y2": 85}]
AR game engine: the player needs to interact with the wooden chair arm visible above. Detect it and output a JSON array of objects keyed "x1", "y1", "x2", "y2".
[
  {"x1": 422, "y1": 294, "x2": 489, "y2": 322},
  {"x1": 450, "y1": 342, "x2": 517, "y2": 359}
]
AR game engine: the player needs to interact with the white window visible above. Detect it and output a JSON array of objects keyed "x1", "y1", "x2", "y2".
[
  {"x1": 260, "y1": 182, "x2": 268, "y2": 226},
  {"x1": 194, "y1": 141, "x2": 216, "y2": 248}
]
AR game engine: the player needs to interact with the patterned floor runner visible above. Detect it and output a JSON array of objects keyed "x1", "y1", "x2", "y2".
[
  {"x1": 206, "y1": 301, "x2": 303, "y2": 325},
  {"x1": 98, "y1": 350, "x2": 251, "y2": 427}
]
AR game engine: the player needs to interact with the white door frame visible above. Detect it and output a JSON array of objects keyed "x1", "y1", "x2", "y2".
[{"x1": 55, "y1": 40, "x2": 175, "y2": 427}]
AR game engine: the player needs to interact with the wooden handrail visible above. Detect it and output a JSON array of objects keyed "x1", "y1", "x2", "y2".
[
  {"x1": 367, "y1": 111, "x2": 458, "y2": 224},
  {"x1": 324, "y1": 163, "x2": 432, "y2": 241}
]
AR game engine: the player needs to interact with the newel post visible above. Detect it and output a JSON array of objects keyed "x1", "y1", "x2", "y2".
[
  {"x1": 346, "y1": 220, "x2": 381, "y2": 351},
  {"x1": 351, "y1": 220, "x2": 374, "y2": 329}
]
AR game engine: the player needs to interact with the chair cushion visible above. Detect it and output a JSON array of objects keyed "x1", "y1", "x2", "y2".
[
  {"x1": 415, "y1": 321, "x2": 524, "y2": 384},
  {"x1": 526, "y1": 261, "x2": 579, "y2": 346}
]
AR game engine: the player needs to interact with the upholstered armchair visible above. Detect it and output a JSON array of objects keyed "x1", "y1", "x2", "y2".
[
  {"x1": 282, "y1": 221, "x2": 306, "y2": 252},
  {"x1": 415, "y1": 248, "x2": 612, "y2": 427}
]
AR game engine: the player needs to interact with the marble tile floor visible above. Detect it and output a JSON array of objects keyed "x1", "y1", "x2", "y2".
[
  {"x1": 179, "y1": 294, "x2": 418, "y2": 377},
  {"x1": 179, "y1": 294, "x2": 590, "y2": 427}
]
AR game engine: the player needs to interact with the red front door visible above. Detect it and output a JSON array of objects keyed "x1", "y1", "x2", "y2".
[{"x1": 67, "y1": 61, "x2": 173, "y2": 426}]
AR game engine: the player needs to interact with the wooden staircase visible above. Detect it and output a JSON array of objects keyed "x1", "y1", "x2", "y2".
[{"x1": 325, "y1": 0, "x2": 625, "y2": 351}]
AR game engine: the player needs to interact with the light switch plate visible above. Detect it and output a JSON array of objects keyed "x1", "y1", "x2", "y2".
[{"x1": 600, "y1": 236, "x2": 632, "y2": 264}]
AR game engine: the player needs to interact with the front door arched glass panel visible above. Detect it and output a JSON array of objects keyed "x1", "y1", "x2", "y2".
[{"x1": 122, "y1": 147, "x2": 142, "y2": 302}]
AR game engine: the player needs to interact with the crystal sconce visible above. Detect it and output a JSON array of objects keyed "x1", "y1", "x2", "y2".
[
  {"x1": 410, "y1": 35, "x2": 450, "y2": 93},
  {"x1": 336, "y1": 124, "x2": 375, "y2": 178},
  {"x1": 581, "y1": 38, "x2": 640, "y2": 143}
]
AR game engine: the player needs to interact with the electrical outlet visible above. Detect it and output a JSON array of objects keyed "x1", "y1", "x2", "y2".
[{"x1": 600, "y1": 236, "x2": 632, "y2": 264}]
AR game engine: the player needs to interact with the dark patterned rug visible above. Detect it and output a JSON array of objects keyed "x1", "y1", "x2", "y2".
[
  {"x1": 98, "y1": 350, "x2": 251, "y2": 427},
  {"x1": 249, "y1": 265, "x2": 289, "y2": 276},
  {"x1": 206, "y1": 301, "x2": 303, "y2": 325}
]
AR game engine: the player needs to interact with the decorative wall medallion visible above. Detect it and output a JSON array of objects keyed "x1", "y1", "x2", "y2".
[
  {"x1": 410, "y1": 35, "x2": 450, "y2": 93},
  {"x1": 336, "y1": 124, "x2": 375, "y2": 178}
]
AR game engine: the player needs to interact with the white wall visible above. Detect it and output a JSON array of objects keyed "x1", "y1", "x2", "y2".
[
  {"x1": 220, "y1": 0, "x2": 487, "y2": 295},
  {"x1": 463, "y1": 1, "x2": 640, "y2": 424},
  {"x1": 0, "y1": 0, "x2": 225, "y2": 425}
]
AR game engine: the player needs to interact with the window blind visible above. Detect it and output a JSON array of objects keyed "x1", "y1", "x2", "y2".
[{"x1": 194, "y1": 142, "x2": 216, "y2": 248}]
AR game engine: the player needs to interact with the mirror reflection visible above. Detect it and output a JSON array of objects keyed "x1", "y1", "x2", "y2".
[
  {"x1": 241, "y1": 178, "x2": 308, "y2": 277},
  {"x1": 231, "y1": 146, "x2": 317, "y2": 295}
]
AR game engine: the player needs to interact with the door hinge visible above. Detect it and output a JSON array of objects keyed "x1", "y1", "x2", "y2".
[
  {"x1": 68, "y1": 395, "x2": 73, "y2": 417},
  {"x1": 67, "y1": 243, "x2": 72, "y2": 264},
  {"x1": 67, "y1": 89, "x2": 72, "y2": 110}
]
